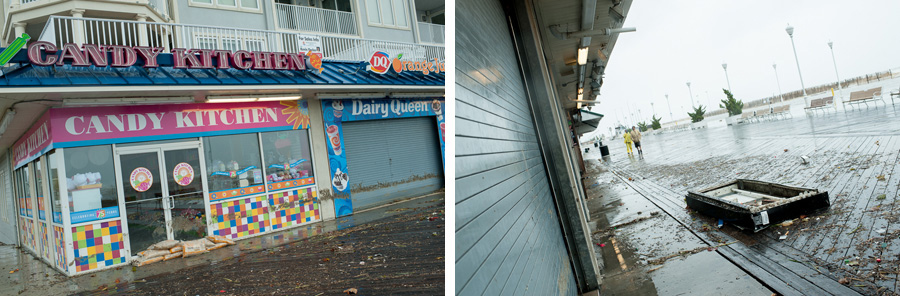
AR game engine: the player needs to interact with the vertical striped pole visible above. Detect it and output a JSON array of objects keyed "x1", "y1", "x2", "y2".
[{"x1": 0, "y1": 33, "x2": 31, "y2": 65}]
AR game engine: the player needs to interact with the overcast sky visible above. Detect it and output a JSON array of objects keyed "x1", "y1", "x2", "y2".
[{"x1": 586, "y1": 0, "x2": 900, "y2": 139}]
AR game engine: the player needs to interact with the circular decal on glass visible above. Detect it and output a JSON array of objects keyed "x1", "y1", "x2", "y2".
[
  {"x1": 173, "y1": 162, "x2": 194, "y2": 186},
  {"x1": 130, "y1": 167, "x2": 153, "y2": 192}
]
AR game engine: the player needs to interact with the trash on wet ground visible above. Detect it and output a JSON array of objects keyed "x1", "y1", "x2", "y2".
[{"x1": 685, "y1": 179, "x2": 830, "y2": 232}]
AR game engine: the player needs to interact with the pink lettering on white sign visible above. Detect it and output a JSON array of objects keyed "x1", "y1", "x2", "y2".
[
  {"x1": 13, "y1": 112, "x2": 52, "y2": 168},
  {"x1": 13, "y1": 100, "x2": 310, "y2": 169}
]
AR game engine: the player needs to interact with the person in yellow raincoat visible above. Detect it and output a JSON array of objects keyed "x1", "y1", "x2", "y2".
[{"x1": 623, "y1": 131, "x2": 633, "y2": 154}]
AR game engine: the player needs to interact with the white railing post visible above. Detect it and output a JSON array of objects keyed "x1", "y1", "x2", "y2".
[
  {"x1": 135, "y1": 14, "x2": 149, "y2": 46},
  {"x1": 12, "y1": 22, "x2": 26, "y2": 49},
  {"x1": 69, "y1": 9, "x2": 85, "y2": 46}
]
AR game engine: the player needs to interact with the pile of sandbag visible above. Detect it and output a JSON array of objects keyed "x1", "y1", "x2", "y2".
[{"x1": 133, "y1": 235, "x2": 235, "y2": 266}]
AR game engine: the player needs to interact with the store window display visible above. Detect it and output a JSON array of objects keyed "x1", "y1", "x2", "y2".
[
  {"x1": 203, "y1": 134, "x2": 264, "y2": 194},
  {"x1": 261, "y1": 130, "x2": 314, "y2": 188},
  {"x1": 63, "y1": 145, "x2": 119, "y2": 223},
  {"x1": 47, "y1": 152, "x2": 62, "y2": 224}
]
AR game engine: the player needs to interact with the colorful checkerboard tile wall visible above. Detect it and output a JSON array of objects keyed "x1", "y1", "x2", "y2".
[
  {"x1": 269, "y1": 188, "x2": 320, "y2": 231},
  {"x1": 210, "y1": 195, "x2": 270, "y2": 239},
  {"x1": 53, "y1": 226, "x2": 67, "y2": 271},
  {"x1": 72, "y1": 220, "x2": 126, "y2": 273},
  {"x1": 20, "y1": 218, "x2": 35, "y2": 251},
  {"x1": 38, "y1": 222, "x2": 50, "y2": 260}
]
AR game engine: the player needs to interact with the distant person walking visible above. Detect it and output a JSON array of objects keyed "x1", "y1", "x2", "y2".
[
  {"x1": 623, "y1": 130, "x2": 633, "y2": 155},
  {"x1": 630, "y1": 126, "x2": 643, "y2": 156}
]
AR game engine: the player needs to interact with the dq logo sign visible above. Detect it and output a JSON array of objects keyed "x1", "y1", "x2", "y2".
[{"x1": 367, "y1": 51, "x2": 391, "y2": 74}]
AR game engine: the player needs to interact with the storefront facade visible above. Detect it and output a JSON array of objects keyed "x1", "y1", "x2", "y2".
[{"x1": 2, "y1": 43, "x2": 444, "y2": 276}]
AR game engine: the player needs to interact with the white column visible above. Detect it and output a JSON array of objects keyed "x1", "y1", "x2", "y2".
[
  {"x1": 70, "y1": 9, "x2": 86, "y2": 46},
  {"x1": 135, "y1": 14, "x2": 149, "y2": 46},
  {"x1": 13, "y1": 23, "x2": 27, "y2": 49}
]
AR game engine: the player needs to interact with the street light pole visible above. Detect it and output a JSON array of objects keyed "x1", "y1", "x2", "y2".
[
  {"x1": 785, "y1": 24, "x2": 808, "y2": 106},
  {"x1": 686, "y1": 82, "x2": 695, "y2": 108},
  {"x1": 828, "y1": 40, "x2": 843, "y2": 108},
  {"x1": 651, "y1": 102, "x2": 655, "y2": 117},
  {"x1": 665, "y1": 94, "x2": 673, "y2": 119},
  {"x1": 722, "y1": 63, "x2": 732, "y2": 91},
  {"x1": 773, "y1": 64, "x2": 784, "y2": 103}
]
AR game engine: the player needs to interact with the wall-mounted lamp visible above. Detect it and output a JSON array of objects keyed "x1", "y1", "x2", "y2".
[
  {"x1": 63, "y1": 97, "x2": 195, "y2": 106},
  {"x1": 577, "y1": 47, "x2": 589, "y2": 65},
  {"x1": 206, "y1": 95, "x2": 301, "y2": 103}
]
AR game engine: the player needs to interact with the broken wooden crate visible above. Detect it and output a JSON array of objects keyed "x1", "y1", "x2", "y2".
[{"x1": 685, "y1": 179, "x2": 830, "y2": 232}]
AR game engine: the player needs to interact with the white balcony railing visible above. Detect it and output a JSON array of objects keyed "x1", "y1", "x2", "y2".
[
  {"x1": 39, "y1": 16, "x2": 444, "y2": 63},
  {"x1": 274, "y1": 3, "x2": 358, "y2": 36},
  {"x1": 417, "y1": 22, "x2": 444, "y2": 44},
  {"x1": 10, "y1": 0, "x2": 169, "y2": 19}
]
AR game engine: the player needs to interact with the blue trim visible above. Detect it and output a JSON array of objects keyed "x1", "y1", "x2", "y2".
[
  {"x1": 0, "y1": 53, "x2": 445, "y2": 88},
  {"x1": 69, "y1": 206, "x2": 120, "y2": 224},
  {"x1": 54, "y1": 126, "x2": 294, "y2": 149},
  {"x1": 14, "y1": 143, "x2": 54, "y2": 169}
]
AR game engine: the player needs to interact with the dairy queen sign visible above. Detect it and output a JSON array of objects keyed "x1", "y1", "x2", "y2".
[{"x1": 367, "y1": 51, "x2": 445, "y2": 75}]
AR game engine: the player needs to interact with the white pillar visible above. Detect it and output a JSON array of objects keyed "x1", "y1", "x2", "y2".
[
  {"x1": 135, "y1": 14, "x2": 149, "y2": 46},
  {"x1": 70, "y1": 9, "x2": 86, "y2": 46},
  {"x1": 13, "y1": 23, "x2": 26, "y2": 49}
]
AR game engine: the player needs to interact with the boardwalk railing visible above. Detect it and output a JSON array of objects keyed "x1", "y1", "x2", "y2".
[
  {"x1": 274, "y1": 3, "x2": 358, "y2": 36},
  {"x1": 417, "y1": 22, "x2": 444, "y2": 44},
  {"x1": 38, "y1": 16, "x2": 444, "y2": 62}
]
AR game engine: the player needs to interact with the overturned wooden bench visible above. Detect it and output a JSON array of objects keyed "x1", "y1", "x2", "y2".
[{"x1": 844, "y1": 87, "x2": 884, "y2": 109}]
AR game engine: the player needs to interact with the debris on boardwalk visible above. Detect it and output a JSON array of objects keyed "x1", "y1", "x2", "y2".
[{"x1": 685, "y1": 179, "x2": 830, "y2": 232}]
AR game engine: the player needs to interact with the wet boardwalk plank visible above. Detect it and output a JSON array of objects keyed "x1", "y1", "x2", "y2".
[
  {"x1": 609, "y1": 167, "x2": 862, "y2": 295},
  {"x1": 596, "y1": 107, "x2": 900, "y2": 294}
]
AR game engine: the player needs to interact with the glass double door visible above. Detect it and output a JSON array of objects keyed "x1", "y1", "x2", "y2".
[{"x1": 118, "y1": 144, "x2": 207, "y2": 255}]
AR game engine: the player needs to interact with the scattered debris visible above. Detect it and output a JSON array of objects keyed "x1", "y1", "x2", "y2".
[
  {"x1": 779, "y1": 231, "x2": 789, "y2": 240},
  {"x1": 343, "y1": 288, "x2": 358, "y2": 294},
  {"x1": 8, "y1": 269, "x2": 18, "y2": 274},
  {"x1": 877, "y1": 175, "x2": 886, "y2": 181},
  {"x1": 877, "y1": 194, "x2": 886, "y2": 200},
  {"x1": 685, "y1": 179, "x2": 829, "y2": 232},
  {"x1": 800, "y1": 155, "x2": 810, "y2": 164}
]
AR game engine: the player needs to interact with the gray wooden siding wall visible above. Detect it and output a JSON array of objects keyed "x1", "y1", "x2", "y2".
[{"x1": 455, "y1": 0, "x2": 577, "y2": 295}]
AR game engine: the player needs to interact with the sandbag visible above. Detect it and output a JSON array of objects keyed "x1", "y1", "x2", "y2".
[
  {"x1": 139, "y1": 249, "x2": 170, "y2": 259},
  {"x1": 163, "y1": 252, "x2": 183, "y2": 261},
  {"x1": 203, "y1": 239, "x2": 216, "y2": 248},
  {"x1": 207, "y1": 242, "x2": 228, "y2": 251},
  {"x1": 182, "y1": 239, "x2": 208, "y2": 257},
  {"x1": 148, "y1": 240, "x2": 182, "y2": 250},
  {"x1": 169, "y1": 246, "x2": 183, "y2": 253},
  {"x1": 134, "y1": 256, "x2": 164, "y2": 266},
  {"x1": 208, "y1": 235, "x2": 236, "y2": 245}
]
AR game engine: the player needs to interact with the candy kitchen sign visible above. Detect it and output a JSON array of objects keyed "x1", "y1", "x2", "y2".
[
  {"x1": 26, "y1": 41, "x2": 324, "y2": 72},
  {"x1": 13, "y1": 100, "x2": 310, "y2": 168},
  {"x1": 367, "y1": 51, "x2": 445, "y2": 75}
]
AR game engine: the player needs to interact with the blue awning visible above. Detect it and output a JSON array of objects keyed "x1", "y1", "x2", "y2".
[{"x1": 0, "y1": 53, "x2": 443, "y2": 88}]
